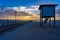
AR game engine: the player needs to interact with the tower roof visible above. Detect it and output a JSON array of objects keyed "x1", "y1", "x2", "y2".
[{"x1": 39, "y1": 4, "x2": 57, "y2": 10}]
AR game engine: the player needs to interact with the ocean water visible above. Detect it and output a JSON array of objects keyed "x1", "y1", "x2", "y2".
[
  {"x1": 0, "y1": 20, "x2": 60, "y2": 27},
  {"x1": 51, "y1": 20, "x2": 60, "y2": 27},
  {"x1": 0, "y1": 20, "x2": 30, "y2": 27},
  {"x1": 40, "y1": 20, "x2": 60, "y2": 27}
]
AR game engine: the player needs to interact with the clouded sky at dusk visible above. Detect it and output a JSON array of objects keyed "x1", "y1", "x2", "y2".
[
  {"x1": 0, "y1": 0, "x2": 60, "y2": 20},
  {"x1": 0, "y1": 0, "x2": 59, "y2": 9}
]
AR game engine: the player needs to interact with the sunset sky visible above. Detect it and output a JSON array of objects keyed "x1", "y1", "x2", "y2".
[
  {"x1": 0, "y1": 0, "x2": 59, "y2": 8},
  {"x1": 0, "y1": 0, "x2": 60, "y2": 20}
]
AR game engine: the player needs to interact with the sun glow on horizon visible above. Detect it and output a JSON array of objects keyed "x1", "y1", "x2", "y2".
[
  {"x1": 0, "y1": 14, "x2": 60, "y2": 21},
  {"x1": 0, "y1": 15, "x2": 40, "y2": 20}
]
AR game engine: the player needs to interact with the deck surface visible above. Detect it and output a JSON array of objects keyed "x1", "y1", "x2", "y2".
[{"x1": 0, "y1": 22, "x2": 60, "y2": 40}]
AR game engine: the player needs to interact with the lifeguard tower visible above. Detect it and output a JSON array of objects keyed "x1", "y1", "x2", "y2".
[{"x1": 39, "y1": 4, "x2": 57, "y2": 28}]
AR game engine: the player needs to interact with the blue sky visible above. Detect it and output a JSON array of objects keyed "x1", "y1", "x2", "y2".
[
  {"x1": 0, "y1": 0, "x2": 60, "y2": 9},
  {"x1": 0, "y1": 0, "x2": 60, "y2": 20}
]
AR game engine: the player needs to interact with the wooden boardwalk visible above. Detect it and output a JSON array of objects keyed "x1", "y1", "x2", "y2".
[
  {"x1": 0, "y1": 22, "x2": 60, "y2": 40},
  {"x1": 0, "y1": 21, "x2": 32, "y2": 33}
]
